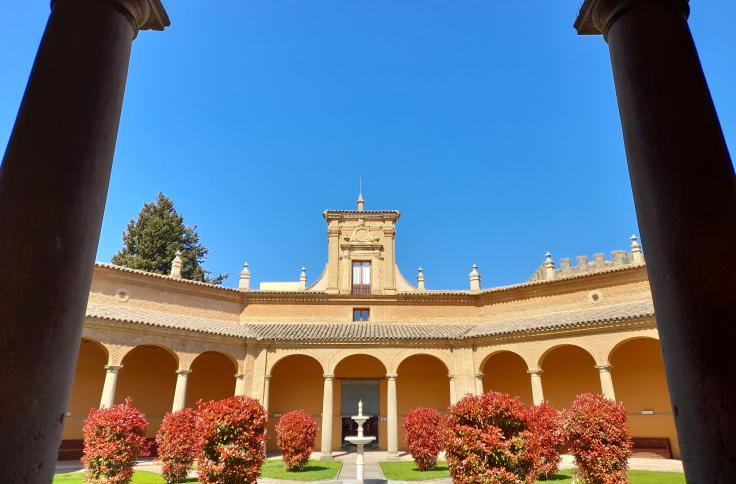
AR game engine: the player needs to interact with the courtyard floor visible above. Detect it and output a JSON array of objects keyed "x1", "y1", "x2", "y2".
[{"x1": 56, "y1": 451, "x2": 684, "y2": 483}]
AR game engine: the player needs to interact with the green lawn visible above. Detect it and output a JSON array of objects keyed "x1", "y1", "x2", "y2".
[
  {"x1": 261, "y1": 459, "x2": 342, "y2": 481},
  {"x1": 53, "y1": 470, "x2": 196, "y2": 483},
  {"x1": 379, "y1": 462, "x2": 686, "y2": 483}
]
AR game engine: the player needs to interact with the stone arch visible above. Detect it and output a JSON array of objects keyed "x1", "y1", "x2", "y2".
[
  {"x1": 117, "y1": 345, "x2": 179, "y2": 436},
  {"x1": 391, "y1": 349, "x2": 451, "y2": 376},
  {"x1": 333, "y1": 353, "x2": 388, "y2": 450},
  {"x1": 186, "y1": 351, "x2": 238, "y2": 407},
  {"x1": 607, "y1": 334, "x2": 661, "y2": 365},
  {"x1": 396, "y1": 354, "x2": 451, "y2": 450},
  {"x1": 117, "y1": 341, "x2": 179, "y2": 368},
  {"x1": 481, "y1": 350, "x2": 532, "y2": 405},
  {"x1": 539, "y1": 344, "x2": 599, "y2": 409},
  {"x1": 267, "y1": 354, "x2": 325, "y2": 452},
  {"x1": 328, "y1": 349, "x2": 390, "y2": 375},
  {"x1": 267, "y1": 350, "x2": 327, "y2": 376},
  {"x1": 609, "y1": 337, "x2": 679, "y2": 458},
  {"x1": 62, "y1": 338, "x2": 109, "y2": 444}
]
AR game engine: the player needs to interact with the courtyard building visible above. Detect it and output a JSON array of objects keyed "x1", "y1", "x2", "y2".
[{"x1": 62, "y1": 195, "x2": 678, "y2": 461}]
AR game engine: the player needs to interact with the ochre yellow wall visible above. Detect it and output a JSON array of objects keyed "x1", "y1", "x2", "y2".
[
  {"x1": 397, "y1": 355, "x2": 450, "y2": 449},
  {"x1": 117, "y1": 346, "x2": 177, "y2": 437},
  {"x1": 541, "y1": 345, "x2": 599, "y2": 409},
  {"x1": 63, "y1": 339, "x2": 107, "y2": 439},
  {"x1": 611, "y1": 338, "x2": 680, "y2": 457},
  {"x1": 335, "y1": 355, "x2": 387, "y2": 450},
  {"x1": 482, "y1": 352, "x2": 533, "y2": 406},
  {"x1": 267, "y1": 355, "x2": 324, "y2": 451},
  {"x1": 186, "y1": 352, "x2": 236, "y2": 407}
]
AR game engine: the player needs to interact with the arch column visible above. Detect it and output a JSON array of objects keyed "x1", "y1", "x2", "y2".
[
  {"x1": 234, "y1": 373, "x2": 245, "y2": 396},
  {"x1": 172, "y1": 370, "x2": 191, "y2": 412},
  {"x1": 386, "y1": 373, "x2": 399, "y2": 458},
  {"x1": 262, "y1": 375, "x2": 271, "y2": 414},
  {"x1": 0, "y1": 2, "x2": 169, "y2": 479},
  {"x1": 99, "y1": 365, "x2": 123, "y2": 408},
  {"x1": 448, "y1": 375, "x2": 457, "y2": 404},
  {"x1": 596, "y1": 365, "x2": 616, "y2": 400},
  {"x1": 528, "y1": 370, "x2": 544, "y2": 405},
  {"x1": 576, "y1": 1, "x2": 736, "y2": 478},
  {"x1": 474, "y1": 373, "x2": 485, "y2": 395},
  {"x1": 320, "y1": 374, "x2": 334, "y2": 459}
]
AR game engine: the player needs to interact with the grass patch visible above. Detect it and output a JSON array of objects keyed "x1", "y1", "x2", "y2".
[
  {"x1": 260, "y1": 459, "x2": 342, "y2": 481},
  {"x1": 379, "y1": 462, "x2": 685, "y2": 483},
  {"x1": 543, "y1": 469, "x2": 686, "y2": 483},
  {"x1": 53, "y1": 470, "x2": 197, "y2": 483},
  {"x1": 379, "y1": 461, "x2": 450, "y2": 481}
]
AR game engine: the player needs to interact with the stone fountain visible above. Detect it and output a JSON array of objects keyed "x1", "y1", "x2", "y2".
[{"x1": 344, "y1": 400, "x2": 376, "y2": 483}]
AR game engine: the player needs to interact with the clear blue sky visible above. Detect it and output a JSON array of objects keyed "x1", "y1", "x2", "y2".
[{"x1": 1, "y1": 2, "x2": 734, "y2": 290}]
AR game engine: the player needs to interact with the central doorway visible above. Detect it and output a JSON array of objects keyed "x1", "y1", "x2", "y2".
[{"x1": 341, "y1": 379, "x2": 379, "y2": 448}]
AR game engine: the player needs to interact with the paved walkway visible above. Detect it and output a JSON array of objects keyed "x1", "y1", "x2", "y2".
[{"x1": 56, "y1": 452, "x2": 684, "y2": 483}]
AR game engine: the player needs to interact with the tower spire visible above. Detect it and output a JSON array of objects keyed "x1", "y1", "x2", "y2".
[{"x1": 357, "y1": 176, "x2": 365, "y2": 211}]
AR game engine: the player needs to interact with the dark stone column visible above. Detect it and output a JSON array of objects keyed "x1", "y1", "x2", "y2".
[
  {"x1": 0, "y1": 1, "x2": 167, "y2": 481},
  {"x1": 576, "y1": 0, "x2": 736, "y2": 480}
]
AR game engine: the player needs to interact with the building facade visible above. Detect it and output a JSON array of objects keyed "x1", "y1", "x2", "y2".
[{"x1": 62, "y1": 197, "x2": 679, "y2": 460}]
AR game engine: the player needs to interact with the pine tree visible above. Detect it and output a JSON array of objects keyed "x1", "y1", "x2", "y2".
[{"x1": 111, "y1": 193, "x2": 228, "y2": 285}]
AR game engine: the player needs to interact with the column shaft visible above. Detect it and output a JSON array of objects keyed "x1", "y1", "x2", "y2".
[
  {"x1": 262, "y1": 375, "x2": 271, "y2": 414},
  {"x1": 596, "y1": 365, "x2": 616, "y2": 400},
  {"x1": 448, "y1": 375, "x2": 457, "y2": 404},
  {"x1": 577, "y1": 1, "x2": 736, "y2": 478},
  {"x1": 474, "y1": 373, "x2": 484, "y2": 395},
  {"x1": 387, "y1": 374, "x2": 398, "y2": 457},
  {"x1": 99, "y1": 365, "x2": 123, "y2": 408},
  {"x1": 320, "y1": 375, "x2": 334, "y2": 459},
  {"x1": 529, "y1": 371, "x2": 544, "y2": 405},
  {"x1": 172, "y1": 370, "x2": 191, "y2": 412},
  {"x1": 0, "y1": 2, "x2": 155, "y2": 480},
  {"x1": 234, "y1": 373, "x2": 245, "y2": 396}
]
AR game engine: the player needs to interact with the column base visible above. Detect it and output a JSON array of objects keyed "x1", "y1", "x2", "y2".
[
  {"x1": 319, "y1": 452, "x2": 333, "y2": 461},
  {"x1": 387, "y1": 451, "x2": 401, "y2": 460}
]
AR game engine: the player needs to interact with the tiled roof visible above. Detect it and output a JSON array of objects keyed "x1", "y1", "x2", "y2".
[
  {"x1": 85, "y1": 300, "x2": 655, "y2": 342},
  {"x1": 465, "y1": 301, "x2": 655, "y2": 338},
  {"x1": 95, "y1": 263, "x2": 241, "y2": 293},
  {"x1": 247, "y1": 323, "x2": 474, "y2": 342},
  {"x1": 86, "y1": 302, "x2": 250, "y2": 338}
]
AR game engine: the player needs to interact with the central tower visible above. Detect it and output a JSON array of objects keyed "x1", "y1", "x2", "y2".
[{"x1": 322, "y1": 194, "x2": 401, "y2": 295}]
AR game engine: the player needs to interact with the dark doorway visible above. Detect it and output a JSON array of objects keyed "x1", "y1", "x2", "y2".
[{"x1": 341, "y1": 379, "x2": 379, "y2": 448}]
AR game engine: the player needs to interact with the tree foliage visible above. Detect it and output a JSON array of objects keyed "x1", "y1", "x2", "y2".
[{"x1": 111, "y1": 193, "x2": 227, "y2": 284}]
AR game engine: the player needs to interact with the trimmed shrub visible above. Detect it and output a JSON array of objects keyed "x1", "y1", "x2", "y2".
[
  {"x1": 403, "y1": 407, "x2": 445, "y2": 471},
  {"x1": 155, "y1": 407, "x2": 199, "y2": 483},
  {"x1": 276, "y1": 410, "x2": 317, "y2": 471},
  {"x1": 563, "y1": 393, "x2": 633, "y2": 484},
  {"x1": 445, "y1": 392, "x2": 541, "y2": 484},
  {"x1": 196, "y1": 396, "x2": 267, "y2": 484},
  {"x1": 81, "y1": 397, "x2": 149, "y2": 484},
  {"x1": 527, "y1": 403, "x2": 563, "y2": 480}
]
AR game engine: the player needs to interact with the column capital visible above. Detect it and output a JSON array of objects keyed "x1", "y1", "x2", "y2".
[
  {"x1": 386, "y1": 373, "x2": 398, "y2": 380},
  {"x1": 595, "y1": 364, "x2": 614, "y2": 372},
  {"x1": 234, "y1": 373, "x2": 245, "y2": 379},
  {"x1": 527, "y1": 369, "x2": 543, "y2": 376},
  {"x1": 474, "y1": 372, "x2": 484, "y2": 379},
  {"x1": 264, "y1": 374, "x2": 272, "y2": 380},
  {"x1": 448, "y1": 374, "x2": 456, "y2": 380},
  {"x1": 52, "y1": 0, "x2": 170, "y2": 32},
  {"x1": 175, "y1": 369, "x2": 192, "y2": 376},
  {"x1": 323, "y1": 373, "x2": 334, "y2": 380},
  {"x1": 104, "y1": 364, "x2": 123, "y2": 373},
  {"x1": 575, "y1": 0, "x2": 689, "y2": 36}
]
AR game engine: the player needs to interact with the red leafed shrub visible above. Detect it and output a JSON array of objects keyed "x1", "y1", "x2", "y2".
[
  {"x1": 563, "y1": 393, "x2": 633, "y2": 484},
  {"x1": 155, "y1": 407, "x2": 199, "y2": 483},
  {"x1": 81, "y1": 397, "x2": 149, "y2": 484},
  {"x1": 445, "y1": 392, "x2": 542, "y2": 484},
  {"x1": 527, "y1": 403, "x2": 563, "y2": 480},
  {"x1": 196, "y1": 396, "x2": 267, "y2": 484},
  {"x1": 276, "y1": 410, "x2": 317, "y2": 470},
  {"x1": 403, "y1": 408, "x2": 445, "y2": 470}
]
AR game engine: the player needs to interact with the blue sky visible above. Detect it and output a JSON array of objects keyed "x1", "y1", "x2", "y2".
[{"x1": 1, "y1": 1, "x2": 734, "y2": 290}]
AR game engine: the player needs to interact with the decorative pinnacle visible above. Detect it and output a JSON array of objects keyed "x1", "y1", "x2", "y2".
[
  {"x1": 630, "y1": 234, "x2": 641, "y2": 247},
  {"x1": 241, "y1": 262, "x2": 250, "y2": 274}
]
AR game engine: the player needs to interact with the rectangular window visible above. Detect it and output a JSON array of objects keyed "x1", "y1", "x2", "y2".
[
  {"x1": 351, "y1": 261, "x2": 371, "y2": 295},
  {"x1": 353, "y1": 308, "x2": 370, "y2": 322}
]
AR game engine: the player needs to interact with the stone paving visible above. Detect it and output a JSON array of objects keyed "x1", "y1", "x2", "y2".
[{"x1": 56, "y1": 451, "x2": 685, "y2": 483}]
